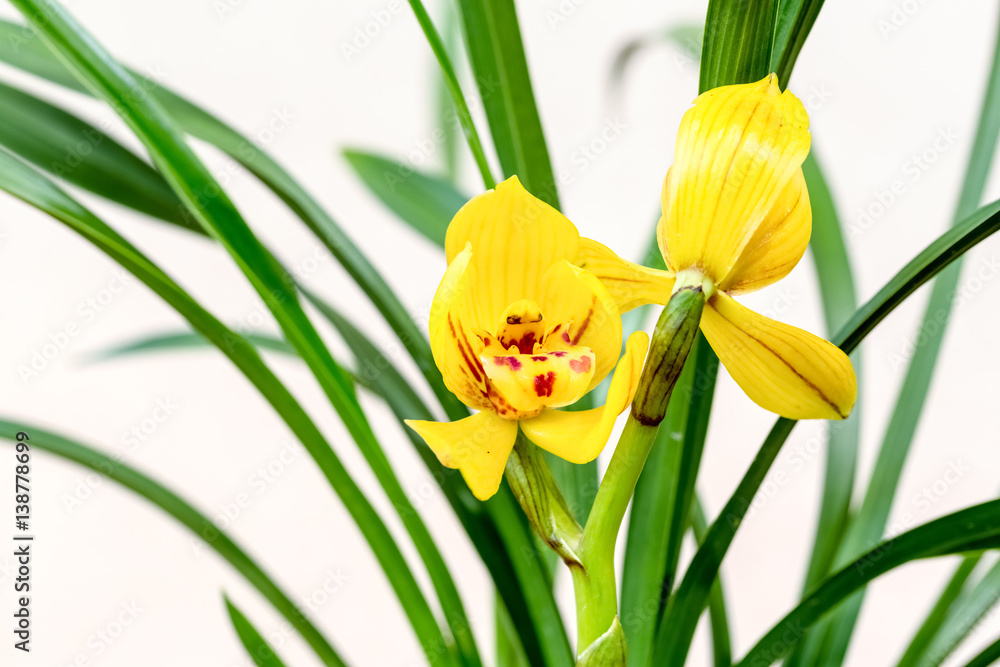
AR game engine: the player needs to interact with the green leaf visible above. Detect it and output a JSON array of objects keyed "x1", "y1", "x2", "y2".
[
  {"x1": 405, "y1": 0, "x2": 495, "y2": 187},
  {"x1": 455, "y1": 0, "x2": 559, "y2": 207},
  {"x1": 896, "y1": 555, "x2": 982, "y2": 667},
  {"x1": 795, "y1": 152, "x2": 862, "y2": 598},
  {"x1": 700, "y1": 0, "x2": 779, "y2": 91},
  {"x1": 691, "y1": 495, "x2": 733, "y2": 667},
  {"x1": 0, "y1": 80, "x2": 197, "y2": 231},
  {"x1": 93, "y1": 331, "x2": 295, "y2": 361},
  {"x1": 0, "y1": 422, "x2": 344, "y2": 667},
  {"x1": 224, "y1": 596, "x2": 289, "y2": 667},
  {"x1": 960, "y1": 635, "x2": 1000, "y2": 667},
  {"x1": 0, "y1": 145, "x2": 450, "y2": 666},
  {"x1": 342, "y1": 149, "x2": 468, "y2": 248},
  {"x1": 654, "y1": 193, "x2": 1000, "y2": 666},
  {"x1": 0, "y1": 16, "x2": 467, "y2": 423},
  {"x1": 915, "y1": 557, "x2": 1000, "y2": 667},
  {"x1": 801, "y1": 13, "x2": 1000, "y2": 664},
  {"x1": 770, "y1": 0, "x2": 826, "y2": 87},
  {"x1": 736, "y1": 499, "x2": 1000, "y2": 665}
]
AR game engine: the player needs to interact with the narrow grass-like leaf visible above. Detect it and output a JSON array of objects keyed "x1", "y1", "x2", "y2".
[
  {"x1": 770, "y1": 0, "x2": 826, "y2": 87},
  {"x1": 691, "y1": 495, "x2": 733, "y2": 667},
  {"x1": 0, "y1": 80, "x2": 196, "y2": 230},
  {"x1": 0, "y1": 146, "x2": 452, "y2": 665},
  {"x1": 225, "y1": 595, "x2": 289, "y2": 667},
  {"x1": 0, "y1": 422, "x2": 344, "y2": 667},
  {"x1": 700, "y1": 0, "x2": 779, "y2": 91},
  {"x1": 916, "y1": 557, "x2": 1000, "y2": 667},
  {"x1": 737, "y1": 500, "x2": 1000, "y2": 665},
  {"x1": 342, "y1": 149, "x2": 467, "y2": 247},
  {"x1": 796, "y1": 153, "x2": 861, "y2": 597},
  {"x1": 896, "y1": 555, "x2": 983, "y2": 667},
  {"x1": 805, "y1": 14, "x2": 1000, "y2": 664},
  {"x1": 405, "y1": 0, "x2": 495, "y2": 188},
  {"x1": 654, "y1": 194, "x2": 1000, "y2": 665},
  {"x1": 0, "y1": 17, "x2": 467, "y2": 422},
  {"x1": 92, "y1": 331, "x2": 295, "y2": 361},
  {"x1": 961, "y1": 636, "x2": 1000, "y2": 667},
  {"x1": 455, "y1": 0, "x2": 559, "y2": 207}
]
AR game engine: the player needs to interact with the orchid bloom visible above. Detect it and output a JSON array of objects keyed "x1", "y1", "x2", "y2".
[
  {"x1": 579, "y1": 74, "x2": 856, "y2": 421},
  {"x1": 405, "y1": 177, "x2": 650, "y2": 501}
]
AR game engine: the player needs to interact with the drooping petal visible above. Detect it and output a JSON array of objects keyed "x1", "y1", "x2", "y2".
[
  {"x1": 481, "y1": 347, "x2": 596, "y2": 417},
  {"x1": 700, "y1": 293, "x2": 856, "y2": 420},
  {"x1": 428, "y1": 244, "x2": 491, "y2": 410},
  {"x1": 658, "y1": 74, "x2": 811, "y2": 284},
  {"x1": 444, "y1": 175, "x2": 581, "y2": 329},
  {"x1": 719, "y1": 169, "x2": 811, "y2": 295},
  {"x1": 520, "y1": 331, "x2": 649, "y2": 464},
  {"x1": 405, "y1": 411, "x2": 518, "y2": 501},
  {"x1": 574, "y1": 237, "x2": 676, "y2": 312},
  {"x1": 539, "y1": 259, "x2": 623, "y2": 390}
]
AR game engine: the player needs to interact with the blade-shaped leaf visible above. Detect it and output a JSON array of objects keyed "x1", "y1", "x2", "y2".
[
  {"x1": 225, "y1": 595, "x2": 290, "y2": 667},
  {"x1": 700, "y1": 0, "x2": 779, "y2": 91}
]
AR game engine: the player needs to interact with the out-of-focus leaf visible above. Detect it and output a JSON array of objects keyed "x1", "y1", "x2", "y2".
[{"x1": 225, "y1": 596, "x2": 289, "y2": 667}]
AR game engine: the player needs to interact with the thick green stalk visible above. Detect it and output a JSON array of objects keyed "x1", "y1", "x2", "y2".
[{"x1": 576, "y1": 282, "x2": 705, "y2": 655}]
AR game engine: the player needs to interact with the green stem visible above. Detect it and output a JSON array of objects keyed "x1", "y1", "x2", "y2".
[{"x1": 576, "y1": 282, "x2": 705, "y2": 654}]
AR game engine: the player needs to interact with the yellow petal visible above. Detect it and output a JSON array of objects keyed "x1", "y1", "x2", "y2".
[
  {"x1": 481, "y1": 347, "x2": 596, "y2": 417},
  {"x1": 428, "y1": 244, "x2": 492, "y2": 410},
  {"x1": 658, "y1": 74, "x2": 811, "y2": 284},
  {"x1": 700, "y1": 293, "x2": 856, "y2": 420},
  {"x1": 520, "y1": 331, "x2": 649, "y2": 464},
  {"x1": 538, "y1": 259, "x2": 623, "y2": 390},
  {"x1": 719, "y1": 169, "x2": 811, "y2": 295},
  {"x1": 405, "y1": 411, "x2": 518, "y2": 501},
  {"x1": 445, "y1": 175, "x2": 581, "y2": 330},
  {"x1": 574, "y1": 237, "x2": 676, "y2": 312}
]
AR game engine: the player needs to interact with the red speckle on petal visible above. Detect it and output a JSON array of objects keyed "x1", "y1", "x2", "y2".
[
  {"x1": 493, "y1": 356, "x2": 522, "y2": 371},
  {"x1": 569, "y1": 356, "x2": 592, "y2": 373},
  {"x1": 534, "y1": 371, "x2": 556, "y2": 397},
  {"x1": 551, "y1": 351, "x2": 567, "y2": 358},
  {"x1": 531, "y1": 356, "x2": 547, "y2": 362},
  {"x1": 561, "y1": 331, "x2": 571, "y2": 343}
]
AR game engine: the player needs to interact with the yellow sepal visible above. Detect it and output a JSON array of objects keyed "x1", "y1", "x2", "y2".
[
  {"x1": 700, "y1": 292, "x2": 856, "y2": 420},
  {"x1": 575, "y1": 237, "x2": 676, "y2": 313}
]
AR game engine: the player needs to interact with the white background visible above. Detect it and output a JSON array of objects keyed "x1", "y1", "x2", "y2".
[{"x1": 1, "y1": 0, "x2": 999, "y2": 665}]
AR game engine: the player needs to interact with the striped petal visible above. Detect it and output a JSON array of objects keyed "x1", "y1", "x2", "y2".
[
  {"x1": 719, "y1": 169, "x2": 811, "y2": 295},
  {"x1": 520, "y1": 331, "x2": 649, "y2": 464},
  {"x1": 405, "y1": 411, "x2": 518, "y2": 501},
  {"x1": 700, "y1": 293, "x2": 856, "y2": 420},
  {"x1": 658, "y1": 74, "x2": 811, "y2": 284},
  {"x1": 574, "y1": 237, "x2": 676, "y2": 312},
  {"x1": 428, "y1": 244, "x2": 491, "y2": 410},
  {"x1": 444, "y1": 175, "x2": 580, "y2": 330}
]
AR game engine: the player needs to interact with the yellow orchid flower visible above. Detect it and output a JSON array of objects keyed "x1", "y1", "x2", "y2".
[
  {"x1": 405, "y1": 176, "x2": 650, "y2": 501},
  {"x1": 578, "y1": 74, "x2": 857, "y2": 421}
]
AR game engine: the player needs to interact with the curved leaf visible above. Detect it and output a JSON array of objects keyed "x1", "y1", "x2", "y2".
[{"x1": 225, "y1": 595, "x2": 290, "y2": 667}]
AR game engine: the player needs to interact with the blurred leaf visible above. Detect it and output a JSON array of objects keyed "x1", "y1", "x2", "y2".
[
  {"x1": 700, "y1": 0, "x2": 779, "y2": 91},
  {"x1": 738, "y1": 498, "x2": 1000, "y2": 665},
  {"x1": 0, "y1": 421, "x2": 344, "y2": 666},
  {"x1": 93, "y1": 331, "x2": 295, "y2": 361},
  {"x1": 801, "y1": 12, "x2": 1000, "y2": 665},
  {"x1": 0, "y1": 80, "x2": 197, "y2": 230},
  {"x1": 343, "y1": 149, "x2": 467, "y2": 247},
  {"x1": 224, "y1": 596, "x2": 289, "y2": 667},
  {"x1": 0, "y1": 16, "x2": 468, "y2": 423},
  {"x1": 608, "y1": 24, "x2": 702, "y2": 100},
  {"x1": 770, "y1": 0, "x2": 826, "y2": 87},
  {"x1": 0, "y1": 144, "x2": 449, "y2": 664},
  {"x1": 896, "y1": 555, "x2": 983, "y2": 667},
  {"x1": 961, "y1": 636, "x2": 1000, "y2": 667}
]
